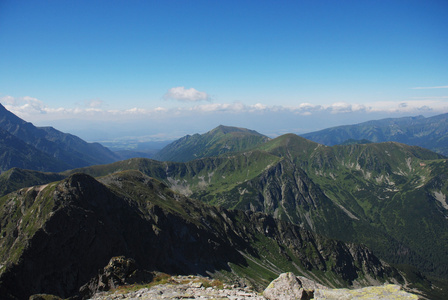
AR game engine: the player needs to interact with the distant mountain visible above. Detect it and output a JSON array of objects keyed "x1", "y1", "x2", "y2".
[
  {"x1": 301, "y1": 113, "x2": 448, "y2": 156},
  {"x1": 339, "y1": 139, "x2": 373, "y2": 145},
  {"x1": 114, "y1": 149, "x2": 159, "y2": 160},
  {"x1": 152, "y1": 125, "x2": 270, "y2": 162},
  {"x1": 0, "y1": 171, "x2": 402, "y2": 299},
  {"x1": 0, "y1": 128, "x2": 71, "y2": 172},
  {"x1": 0, "y1": 103, "x2": 120, "y2": 170}
]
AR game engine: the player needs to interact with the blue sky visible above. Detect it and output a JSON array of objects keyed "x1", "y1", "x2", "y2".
[{"x1": 1, "y1": 0, "x2": 447, "y2": 142}]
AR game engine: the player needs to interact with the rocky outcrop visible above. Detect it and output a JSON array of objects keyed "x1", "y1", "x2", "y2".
[
  {"x1": 263, "y1": 272, "x2": 313, "y2": 300},
  {"x1": 263, "y1": 273, "x2": 419, "y2": 300},
  {"x1": 79, "y1": 256, "x2": 154, "y2": 299},
  {"x1": 89, "y1": 275, "x2": 265, "y2": 300}
]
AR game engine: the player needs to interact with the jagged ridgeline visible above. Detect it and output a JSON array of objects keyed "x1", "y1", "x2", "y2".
[
  {"x1": 0, "y1": 171, "x2": 401, "y2": 299},
  {"x1": 65, "y1": 133, "x2": 448, "y2": 283}
]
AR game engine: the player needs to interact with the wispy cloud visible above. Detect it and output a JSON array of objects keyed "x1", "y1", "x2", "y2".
[
  {"x1": 163, "y1": 86, "x2": 211, "y2": 102},
  {"x1": 411, "y1": 85, "x2": 448, "y2": 89}
]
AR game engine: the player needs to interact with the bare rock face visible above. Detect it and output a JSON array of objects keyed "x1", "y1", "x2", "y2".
[
  {"x1": 79, "y1": 256, "x2": 153, "y2": 299},
  {"x1": 263, "y1": 272, "x2": 313, "y2": 300}
]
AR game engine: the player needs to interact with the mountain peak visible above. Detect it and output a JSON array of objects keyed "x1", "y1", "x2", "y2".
[
  {"x1": 153, "y1": 125, "x2": 270, "y2": 162},
  {"x1": 209, "y1": 125, "x2": 263, "y2": 136}
]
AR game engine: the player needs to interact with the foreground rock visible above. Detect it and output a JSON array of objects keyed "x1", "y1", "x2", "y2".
[
  {"x1": 263, "y1": 272, "x2": 418, "y2": 300},
  {"x1": 263, "y1": 272, "x2": 314, "y2": 300},
  {"x1": 315, "y1": 284, "x2": 419, "y2": 299},
  {"x1": 80, "y1": 256, "x2": 154, "y2": 298}
]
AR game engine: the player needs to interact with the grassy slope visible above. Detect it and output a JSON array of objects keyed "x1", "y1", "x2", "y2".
[{"x1": 153, "y1": 125, "x2": 270, "y2": 162}]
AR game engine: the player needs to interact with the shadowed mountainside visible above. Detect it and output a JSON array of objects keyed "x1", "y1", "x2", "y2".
[
  {"x1": 0, "y1": 171, "x2": 402, "y2": 299},
  {"x1": 0, "y1": 104, "x2": 119, "y2": 171}
]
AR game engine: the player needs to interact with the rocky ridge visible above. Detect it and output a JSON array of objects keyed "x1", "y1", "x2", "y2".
[{"x1": 87, "y1": 272, "x2": 419, "y2": 300}]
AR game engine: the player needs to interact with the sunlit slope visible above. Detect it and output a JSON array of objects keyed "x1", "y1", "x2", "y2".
[{"x1": 153, "y1": 125, "x2": 270, "y2": 162}]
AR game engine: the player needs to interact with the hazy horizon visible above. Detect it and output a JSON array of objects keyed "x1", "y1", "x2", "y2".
[{"x1": 1, "y1": 0, "x2": 447, "y2": 143}]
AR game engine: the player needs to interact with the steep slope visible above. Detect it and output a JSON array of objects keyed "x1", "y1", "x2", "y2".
[
  {"x1": 0, "y1": 171, "x2": 401, "y2": 299},
  {"x1": 0, "y1": 128, "x2": 71, "y2": 172},
  {"x1": 261, "y1": 135, "x2": 448, "y2": 277},
  {"x1": 0, "y1": 103, "x2": 119, "y2": 169},
  {"x1": 153, "y1": 125, "x2": 270, "y2": 162},
  {"x1": 301, "y1": 113, "x2": 448, "y2": 155}
]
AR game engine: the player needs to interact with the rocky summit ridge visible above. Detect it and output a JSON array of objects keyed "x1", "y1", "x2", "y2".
[{"x1": 82, "y1": 271, "x2": 418, "y2": 300}]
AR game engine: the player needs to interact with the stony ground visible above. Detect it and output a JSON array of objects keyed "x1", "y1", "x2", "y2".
[
  {"x1": 88, "y1": 274, "x2": 420, "y2": 300},
  {"x1": 89, "y1": 275, "x2": 265, "y2": 300}
]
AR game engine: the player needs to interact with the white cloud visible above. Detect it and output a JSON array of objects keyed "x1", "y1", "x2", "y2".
[
  {"x1": 1, "y1": 96, "x2": 47, "y2": 115},
  {"x1": 86, "y1": 99, "x2": 103, "y2": 108},
  {"x1": 164, "y1": 86, "x2": 211, "y2": 102},
  {"x1": 411, "y1": 85, "x2": 448, "y2": 89},
  {"x1": 1, "y1": 94, "x2": 448, "y2": 142},
  {"x1": 2, "y1": 95, "x2": 447, "y2": 122}
]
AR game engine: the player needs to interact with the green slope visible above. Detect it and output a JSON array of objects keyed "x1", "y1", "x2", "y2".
[
  {"x1": 0, "y1": 168, "x2": 65, "y2": 197},
  {"x1": 153, "y1": 125, "x2": 270, "y2": 162},
  {"x1": 261, "y1": 135, "x2": 448, "y2": 277}
]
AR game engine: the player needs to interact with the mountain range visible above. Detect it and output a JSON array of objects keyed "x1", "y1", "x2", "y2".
[
  {"x1": 65, "y1": 132, "x2": 448, "y2": 282},
  {"x1": 1, "y1": 108, "x2": 448, "y2": 299},
  {"x1": 301, "y1": 113, "x2": 448, "y2": 156}
]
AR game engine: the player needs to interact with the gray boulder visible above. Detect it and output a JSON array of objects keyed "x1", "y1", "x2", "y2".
[{"x1": 263, "y1": 272, "x2": 313, "y2": 300}]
